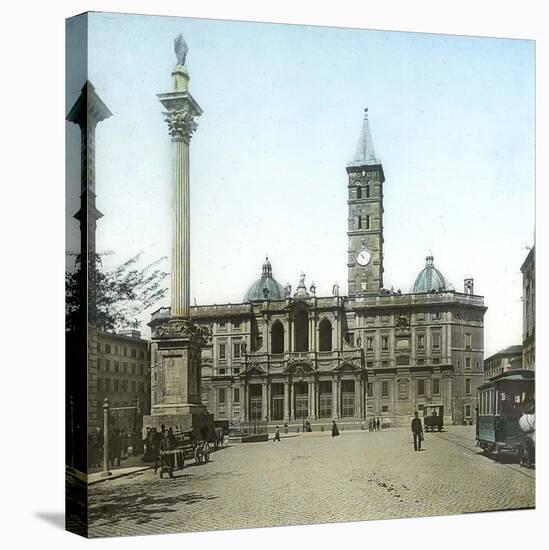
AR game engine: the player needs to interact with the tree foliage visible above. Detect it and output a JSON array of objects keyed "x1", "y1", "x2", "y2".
[{"x1": 66, "y1": 253, "x2": 168, "y2": 333}]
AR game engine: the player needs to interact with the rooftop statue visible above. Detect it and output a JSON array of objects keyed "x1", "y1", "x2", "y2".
[{"x1": 174, "y1": 33, "x2": 189, "y2": 66}]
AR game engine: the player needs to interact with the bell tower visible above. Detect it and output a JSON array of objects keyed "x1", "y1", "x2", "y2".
[{"x1": 346, "y1": 108, "x2": 385, "y2": 296}]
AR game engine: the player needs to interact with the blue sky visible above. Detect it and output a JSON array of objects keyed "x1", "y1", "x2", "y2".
[{"x1": 66, "y1": 12, "x2": 535, "y2": 355}]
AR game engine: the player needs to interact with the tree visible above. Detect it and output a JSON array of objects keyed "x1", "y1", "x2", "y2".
[{"x1": 66, "y1": 252, "x2": 168, "y2": 333}]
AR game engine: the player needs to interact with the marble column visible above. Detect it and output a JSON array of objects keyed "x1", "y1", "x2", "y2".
[{"x1": 159, "y1": 64, "x2": 203, "y2": 318}]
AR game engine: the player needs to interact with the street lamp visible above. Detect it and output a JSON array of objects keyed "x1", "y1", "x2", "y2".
[{"x1": 101, "y1": 398, "x2": 112, "y2": 477}]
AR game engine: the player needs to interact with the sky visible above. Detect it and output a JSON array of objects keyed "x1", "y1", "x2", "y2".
[{"x1": 66, "y1": 12, "x2": 535, "y2": 356}]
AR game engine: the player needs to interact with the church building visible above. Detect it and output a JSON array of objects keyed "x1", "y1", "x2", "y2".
[{"x1": 149, "y1": 110, "x2": 486, "y2": 428}]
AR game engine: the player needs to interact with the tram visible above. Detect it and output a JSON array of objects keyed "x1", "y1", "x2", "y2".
[{"x1": 477, "y1": 370, "x2": 535, "y2": 466}]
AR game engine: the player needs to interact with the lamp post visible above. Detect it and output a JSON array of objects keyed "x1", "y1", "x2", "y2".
[{"x1": 101, "y1": 398, "x2": 112, "y2": 477}]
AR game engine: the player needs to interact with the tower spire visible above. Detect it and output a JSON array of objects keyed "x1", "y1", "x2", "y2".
[{"x1": 348, "y1": 107, "x2": 378, "y2": 167}]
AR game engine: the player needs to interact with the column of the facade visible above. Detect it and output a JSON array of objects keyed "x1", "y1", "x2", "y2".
[
  {"x1": 355, "y1": 376, "x2": 362, "y2": 419},
  {"x1": 283, "y1": 317, "x2": 290, "y2": 353},
  {"x1": 289, "y1": 380, "x2": 294, "y2": 420},
  {"x1": 308, "y1": 380, "x2": 313, "y2": 418},
  {"x1": 262, "y1": 380, "x2": 268, "y2": 422},
  {"x1": 241, "y1": 382, "x2": 248, "y2": 422},
  {"x1": 283, "y1": 381, "x2": 289, "y2": 421},
  {"x1": 332, "y1": 377, "x2": 339, "y2": 419}
]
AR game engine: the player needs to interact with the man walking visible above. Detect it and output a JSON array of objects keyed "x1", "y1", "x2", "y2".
[
  {"x1": 411, "y1": 411, "x2": 423, "y2": 451},
  {"x1": 273, "y1": 426, "x2": 281, "y2": 442}
]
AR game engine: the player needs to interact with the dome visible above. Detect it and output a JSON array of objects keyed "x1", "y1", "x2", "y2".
[
  {"x1": 412, "y1": 254, "x2": 448, "y2": 293},
  {"x1": 244, "y1": 257, "x2": 286, "y2": 302}
]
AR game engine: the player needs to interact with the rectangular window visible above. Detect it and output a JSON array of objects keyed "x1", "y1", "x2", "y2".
[
  {"x1": 114, "y1": 380, "x2": 119, "y2": 392},
  {"x1": 114, "y1": 362, "x2": 120, "y2": 373},
  {"x1": 465, "y1": 333, "x2": 472, "y2": 349},
  {"x1": 219, "y1": 322, "x2": 226, "y2": 331},
  {"x1": 382, "y1": 336, "x2": 389, "y2": 350},
  {"x1": 139, "y1": 382, "x2": 144, "y2": 393},
  {"x1": 465, "y1": 378, "x2": 471, "y2": 395},
  {"x1": 346, "y1": 333, "x2": 355, "y2": 347},
  {"x1": 131, "y1": 364, "x2": 136, "y2": 375},
  {"x1": 381, "y1": 315, "x2": 390, "y2": 324},
  {"x1": 233, "y1": 388, "x2": 240, "y2": 404},
  {"x1": 97, "y1": 378, "x2": 102, "y2": 391},
  {"x1": 365, "y1": 184, "x2": 370, "y2": 198},
  {"x1": 233, "y1": 343, "x2": 241, "y2": 359},
  {"x1": 219, "y1": 343, "x2": 226, "y2": 359},
  {"x1": 433, "y1": 379, "x2": 440, "y2": 395},
  {"x1": 233, "y1": 320, "x2": 241, "y2": 330},
  {"x1": 465, "y1": 357, "x2": 471, "y2": 369},
  {"x1": 465, "y1": 404, "x2": 471, "y2": 418},
  {"x1": 131, "y1": 349, "x2": 137, "y2": 358},
  {"x1": 381, "y1": 381, "x2": 389, "y2": 398},
  {"x1": 417, "y1": 379, "x2": 425, "y2": 396},
  {"x1": 139, "y1": 350, "x2": 145, "y2": 360},
  {"x1": 366, "y1": 316, "x2": 375, "y2": 324},
  {"x1": 218, "y1": 388, "x2": 226, "y2": 405},
  {"x1": 357, "y1": 215, "x2": 362, "y2": 229},
  {"x1": 105, "y1": 379, "x2": 111, "y2": 391},
  {"x1": 432, "y1": 332, "x2": 441, "y2": 350},
  {"x1": 341, "y1": 380, "x2": 355, "y2": 417},
  {"x1": 123, "y1": 362, "x2": 127, "y2": 374},
  {"x1": 367, "y1": 383, "x2": 373, "y2": 397},
  {"x1": 382, "y1": 361, "x2": 389, "y2": 368},
  {"x1": 131, "y1": 381, "x2": 136, "y2": 393},
  {"x1": 381, "y1": 405, "x2": 389, "y2": 413},
  {"x1": 432, "y1": 312, "x2": 441, "y2": 320},
  {"x1": 366, "y1": 337, "x2": 373, "y2": 351},
  {"x1": 105, "y1": 344, "x2": 111, "y2": 354},
  {"x1": 218, "y1": 368, "x2": 226, "y2": 375},
  {"x1": 417, "y1": 313, "x2": 425, "y2": 321},
  {"x1": 97, "y1": 342, "x2": 101, "y2": 353},
  {"x1": 417, "y1": 358, "x2": 425, "y2": 365},
  {"x1": 233, "y1": 368, "x2": 240, "y2": 374},
  {"x1": 114, "y1": 345, "x2": 118, "y2": 354},
  {"x1": 105, "y1": 359, "x2": 110, "y2": 372},
  {"x1": 367, "y1": 361, "x2": 373, "y2": 369},
  {"x1": 365, "y1": 214, "x2": 370, "y2": 230},
  {"x1": 417, "y1": 334, "x2": 425, "y2": 349},
  {"x1": 121, "y1": 380, "x2": 127, "y2": 392}
]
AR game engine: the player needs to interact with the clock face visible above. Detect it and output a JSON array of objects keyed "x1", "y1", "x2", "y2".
[{"x1": 357, "y1": 249, "x2": 371, "y2": 267}]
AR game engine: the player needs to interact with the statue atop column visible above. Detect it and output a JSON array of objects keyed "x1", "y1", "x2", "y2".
[{"x1": 174, "y1": 33, "x2": 188, "y2": 66}]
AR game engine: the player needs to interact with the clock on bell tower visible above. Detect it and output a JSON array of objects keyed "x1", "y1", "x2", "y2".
[{"x1": 346, "y1": 108, "x2": 384, "y2": 296}]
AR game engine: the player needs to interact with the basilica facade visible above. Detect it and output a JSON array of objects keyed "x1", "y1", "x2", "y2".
[{"x1": 149, "y1": 111, "x2": 486, "y2": 427}]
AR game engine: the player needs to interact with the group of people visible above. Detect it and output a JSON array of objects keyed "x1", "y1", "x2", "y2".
[
  {"x1": 88, "y1": 428, "x2": 143, "y2": 469},
  {"x1": 362, "y1": 418, "x2": 382, "y2": 431}
]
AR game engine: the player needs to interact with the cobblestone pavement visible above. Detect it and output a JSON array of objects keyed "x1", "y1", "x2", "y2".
[{"x1": 88, "y1": 426, "x2": 535, "y2": 538}]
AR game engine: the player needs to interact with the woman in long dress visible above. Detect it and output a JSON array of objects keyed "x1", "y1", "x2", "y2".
[{"x1": 331, "y1": 420, "x2": 340, "y2": 437}]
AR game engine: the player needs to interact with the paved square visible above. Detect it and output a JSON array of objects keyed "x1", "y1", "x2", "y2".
[{"x1": 88, "y1": 426, "x2": 534, "y2": 537}]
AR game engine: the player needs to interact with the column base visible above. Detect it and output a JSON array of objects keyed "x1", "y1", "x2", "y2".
[{"x1": 143, "y1": 403, "x2": 214, "y2": 440}]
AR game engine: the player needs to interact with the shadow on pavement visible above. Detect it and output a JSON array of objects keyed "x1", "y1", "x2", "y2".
[{"x1": 89, "y1": 484, "x2": 219, "y2": 526}]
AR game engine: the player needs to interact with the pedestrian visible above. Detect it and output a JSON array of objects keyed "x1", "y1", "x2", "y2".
[
  {"x1": 273, "y1": 426, "x2": 281, "y2": 442},
  {"x1": 284, "y1": 422, "x2": 288, "y2": 434},
  {"x1": 361, "y1": 420, "x2": 365, "y2": 431},
  {"x1": 159, "y1": 430, "x2": 174, "y2": 479},
  {"x1": 200, "y1": 423, "x2": 209, "y2": 442},
  {"x1": 411, "y1": 411, "x2": 423, "y2": 451},
  {"x1": 376, "y1": 418, "x2": 381, "y2": 431},
  {"x1": 153, "y1": 426, "x2": 163, "y2": 473},
  {"x1": 331, "y1": 420, "x2": 340, "y2": 438}
]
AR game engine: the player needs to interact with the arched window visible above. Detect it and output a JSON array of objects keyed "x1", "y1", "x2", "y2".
[
  {"x1": 294, "y1": 308, "x2": 309, "y2": 352},
  {"x1": 365, "y1": 214, "x2": 370, "y2": 230},
  {"x1": 318, "y1": 319, "x2": 332, "y2": 351},
  {"x1": 357, "y1": 215, "x2": 362, "y2": 229},
  {"x1": 356, "y1": 185, "x2": 362, "y2": 199},
  {"x1": 271, "y1": 321, "x2": 284, "y2": 354}
]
